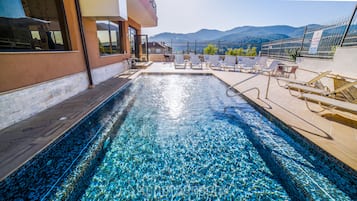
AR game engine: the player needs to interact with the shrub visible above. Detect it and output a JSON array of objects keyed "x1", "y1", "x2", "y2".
[{"x1": 204, "y1": 44, "x2": 218, "y2": 55}]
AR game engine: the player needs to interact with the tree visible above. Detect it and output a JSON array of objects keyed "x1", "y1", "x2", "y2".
[
  {"x1": 225, "y1": 48, "x2": 234, "y2": 55},
  {"x1": 226, "y1": 48, "x2": 245, "y2": 56},
  {"x1": 204, "y1": 44, "x2": 218, "y2": 55},
  {"x1": 235, "y1": 48, "x2": 244, "y2": 56},
  {"x1": 246, "y1": 47, "x2": 257, "y2": 56}
]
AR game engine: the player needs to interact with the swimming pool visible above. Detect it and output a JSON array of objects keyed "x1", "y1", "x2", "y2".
[{"x1": 1, "y1": 75, "x2": 356, "y2": 200}]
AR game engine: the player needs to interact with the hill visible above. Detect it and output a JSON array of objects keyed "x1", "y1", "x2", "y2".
[{"x1": 149, "y1": 24, "x2": 322, "y2": 53}]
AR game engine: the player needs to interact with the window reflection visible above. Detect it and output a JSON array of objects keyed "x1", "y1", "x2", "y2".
[
  {"x1": 96, "y1": 20, "x2": 123, "y2": 55},
  {"x1": 0, "y1": 0, "x2": 70, "y2": 51},
  {"x1": 128, "y1": 26, "x2": 137, "y2": 56}
]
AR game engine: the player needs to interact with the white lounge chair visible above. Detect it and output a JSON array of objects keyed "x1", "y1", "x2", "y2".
[
  {"x1": 302, "y1": 93, "x2": 357, "y2": 113},
  {"x1": 237, "y1": 57, "x2": 257, "y2": 73},
  {"x1": 261, "y1": 60, "x2": 280, "y2": 75},
  {"x1": 174, "y1": 54, "x2": 186, "y2": 69},
  {"x1": 222, "y1": 55, "x2": 237, "y2": 71},
  {"x1": 203, "y1": 54, "x2": 210, "y2": 67},
  {"x1": 189, "y1": 54, "x2": 203, "y2": 69},
  {"x1": 277, "y1": 71, "x2": 331, "y2": 87},
  {"x1": 208, "y1": 55, "x2": 222, "y2": 70},
  {"x1": 254, "y1": 57, "x2": 268, "y2": 72}
]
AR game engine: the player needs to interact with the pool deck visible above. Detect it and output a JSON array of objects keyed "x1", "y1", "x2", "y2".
[
  {"x1": 0, "y1": 62, "x2": 356, "y2": 181},
  {"x1": 0, "y1": 75, "x2": 132, "y2": 181}
]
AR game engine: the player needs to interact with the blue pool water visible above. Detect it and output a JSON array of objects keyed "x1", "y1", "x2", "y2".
[
  {"x1": 77, "y1": 75, "x2": 355, "y2": 200},
  {"x1": 1, "y1": 75, "x2": 356, "y2": 200}
]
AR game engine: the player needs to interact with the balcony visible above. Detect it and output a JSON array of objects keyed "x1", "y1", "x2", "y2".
[
  {"x1": 127, "y1": 0, "x2": 158, "y2": 27},
  {"x1": 79, "y1": 0, "x2": 128, "y2": 21}
]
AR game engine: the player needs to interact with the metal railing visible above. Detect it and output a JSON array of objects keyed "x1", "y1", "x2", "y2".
[
  {"x1": 261, "y1": 4, "x2": 357, "y2": 60},
  {"x1": 226, "y1": 74, "x2": 261, "y2": 99}
]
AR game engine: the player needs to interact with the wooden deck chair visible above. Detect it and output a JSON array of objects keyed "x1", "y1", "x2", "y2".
[
  {"x1": 287, "y1": 81, "x2": 357, "y2": 100},
  {"x1": 174, "y1": 54, "x2": 186, "y2": 69},
  {"x1": 302, "y1": 93, "x2": 357, "y2": 113},
  {"x1": 277, "y1": 70, "x2": 331, "y2": 87}
]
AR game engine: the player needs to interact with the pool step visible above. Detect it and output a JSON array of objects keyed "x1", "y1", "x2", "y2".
[{"x1": 230, "y1": 109, "x2": 356, "y2": 200}]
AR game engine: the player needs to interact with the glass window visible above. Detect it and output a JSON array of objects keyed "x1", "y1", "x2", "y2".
[
  {"x1": 128, "y1": 26, "x2": 137, "y2": 55},
  {"x1": 0, "y1": 0, "x2": 70, "y2": 51},
  {"x1": 96, "y1": 20, "x2": 123, "y2": 56}
]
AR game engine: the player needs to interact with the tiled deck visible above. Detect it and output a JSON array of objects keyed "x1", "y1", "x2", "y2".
[
  {"x1": 0, "y1": 75, "x2": 133, "y2": 180},
  {"x1": 0, "y1": 62, "x2": 356, "y2": 181}
]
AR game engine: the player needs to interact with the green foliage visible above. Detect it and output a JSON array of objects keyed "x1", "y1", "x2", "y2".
[
  {"x1": 204, "y1": 44, "x2": 218, "y2": 55},
  {"x1": 236, "y1": 48, "x2": 244, "y2": 56},
  {"x1": 246, "y1": 47, "x2": 257, "y2": 56},
  {"x1": 330, "y1": 45, "x2": 337, "y2": 55},
  {"x1": 286, "y1": 48, "x2": 300, "y2": 61},
  {"x1": 225, "y1": 48, "x2": 235, "y2": 55},
  {"x1": 225, "y1": 48, "x2": 245, "y2": 56}
]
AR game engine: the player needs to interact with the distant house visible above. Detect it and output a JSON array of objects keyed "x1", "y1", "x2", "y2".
[{"x1": 147, "y1": 42, "x2": 172, "y2": 54}]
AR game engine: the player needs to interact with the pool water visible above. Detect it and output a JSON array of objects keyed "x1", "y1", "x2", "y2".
[
  {"x1": 1, "y1": 75, "x2": 356, "y2": 200},
  {"x1": 76, "y1": 75, "x2": 355, "y2": 200}
]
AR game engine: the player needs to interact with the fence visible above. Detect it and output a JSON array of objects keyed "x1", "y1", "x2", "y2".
[
  {"x1": 157, "y1": 41, "x2": 260, "y2": 55},
  {"x1": 261, "y1": 5, "x2": 357, "y2": 60}
]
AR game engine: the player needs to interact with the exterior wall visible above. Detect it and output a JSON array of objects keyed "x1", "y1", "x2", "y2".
[
  {"x1": 297, "y1": 46, "x2": 357, "y2": 78},
  {"x1": 279, "y1": 46, "x2": 357, "y2": 91},
  {"x1": 92, "y1": 62, "x2": 127, "y2": 85},
  {"x1": 0, "y1": 0, "x2": 87, "y2": 92},
  {"x1": 149, "y1": 54, "x2": 169, "y2": 62},
  {"x1": 0, "y1": 72, "x2": 89, "y2": 130},
  {"x1": 0, "y1": 1, "x2": 149, "y2": 130}
]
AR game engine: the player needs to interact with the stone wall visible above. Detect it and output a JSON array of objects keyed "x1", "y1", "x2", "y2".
[{"x1": 0, "y1": 61, "x2": 127, "y2": 130}]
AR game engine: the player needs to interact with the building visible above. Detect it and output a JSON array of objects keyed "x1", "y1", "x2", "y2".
[
  {"x1": 147, "y1": 42, "x2": 172, "y2": 54},
  {"x1": 0, "y1": 0, "x2": 158, "y2": 130}
]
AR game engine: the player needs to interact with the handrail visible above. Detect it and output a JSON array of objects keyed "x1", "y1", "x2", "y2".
[
  {"x1": 227, "y1": 87, "x2": 261, "y2": 99},
  {"x1": 226, "y1": 74, "x2": 261, "y2": 99},
  {"x1": 225, "y1": 74, "x2": 272, "y2": 109}
]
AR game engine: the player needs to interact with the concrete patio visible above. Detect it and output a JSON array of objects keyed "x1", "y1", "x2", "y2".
[{"x1": 0, "y1": 62, "x2": 356, "y2": 181}]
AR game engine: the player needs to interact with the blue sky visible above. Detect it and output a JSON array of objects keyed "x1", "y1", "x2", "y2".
[{"x1": 143, "y1": 0, "x2": 356, "y2": 36}]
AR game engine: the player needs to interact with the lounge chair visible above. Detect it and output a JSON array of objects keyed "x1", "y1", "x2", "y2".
[
  {"x1": 189, "y1": 54, "x2": 203, "y2": 69},
  {"x1": 222, "y1": 55, "x2": 237, "y2": 71},
  {"x1": 254, "y1": 57, "x2": 268, "y2": 71},
  {"x1": 260, "y1": 60, "x2": 280, "y2": 75},
  {"x1": 287, "y1": 81, "x2": 357, "y2": 99},
  {"x1": 237, "y1": 57, "x2": 257, "y2": 73},
  {"x1": 203, "y1": 54, "x2": 210, "y2": 67},
  {"x1": 277, "y1": 70, "x2": 331, "y2": 87},
  {"x1": 302, "y1": 93, "x2": 357, "y2": 113},
  {"x1": 208, "y1": 55, "x2": 222, "y2": 70},
  {"x1": 174, "y1": 54, "x2": 186, "y2": 69}
]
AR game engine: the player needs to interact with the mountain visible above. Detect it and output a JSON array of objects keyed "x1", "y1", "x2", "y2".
[{"x1": 149, "y1": 24, "x2": 322, "y2": 52}]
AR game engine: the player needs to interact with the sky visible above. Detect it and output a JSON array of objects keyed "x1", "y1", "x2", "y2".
[{"x1": 142, "y1": 0, "x2": 357, "y2": 36}]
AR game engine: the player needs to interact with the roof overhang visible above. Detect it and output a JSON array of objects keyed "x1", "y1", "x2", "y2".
[{"x1": 127, "y1": 0, "x2": 158, "y2": 27}]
